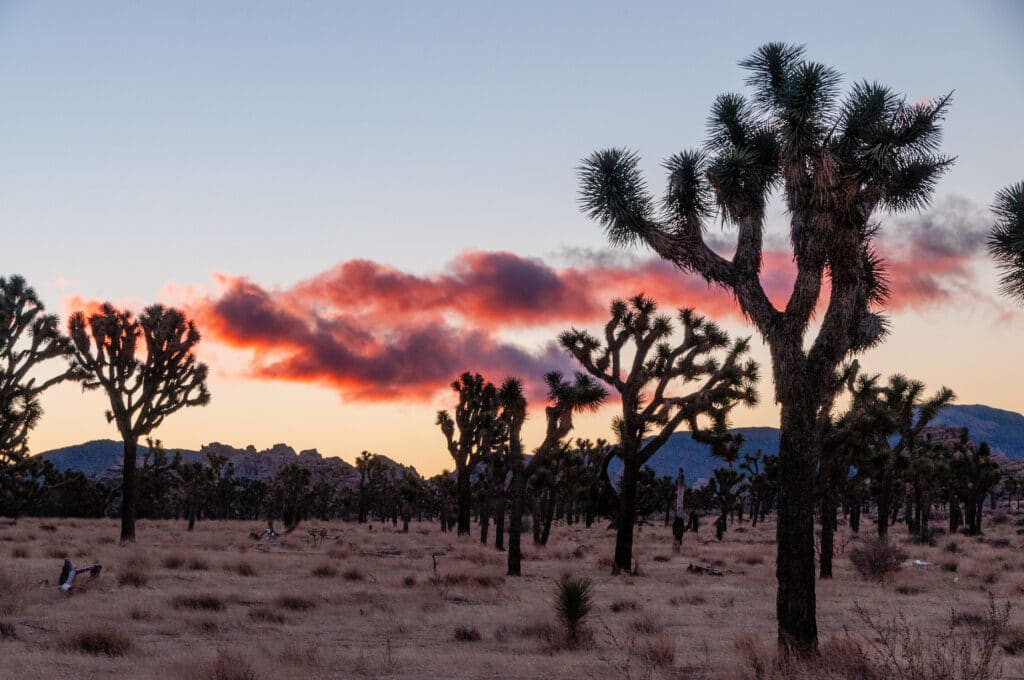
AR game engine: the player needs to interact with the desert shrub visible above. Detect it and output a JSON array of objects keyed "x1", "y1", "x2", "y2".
[
  {"x1": 631, "y1": 614, "x2": 663, "y2": 635},
  {"x1": 249, "y1": 607, "x2": 285, "y2": 623},
  {"x1": 225, "y1": 561, "x2": 257, "y2": 577},
  {"x1": 311, "y1": 563, "x2": 337, "y2": 578},
  {"x1": 990, "y1": 538, "x2": 1012, "y2": 549},
  {"x1": 402, "y1": 575, "x2": 416, "y2": 587},
  {"x1": 10, "y1": 547, "x2": 28, "y2": 558},
  {"x1": 1001, "y1": 626, "x2": 1024, "y2": 655},
  {"x1": 474, "y1": 574, "x2": 503, "y2": 588},
  {"x1": 162, "y1": 555, "x2": 185, "y2": 570},
  {"x1": 0, "y1": 621, "x2": 15, "y2": 639},
  {"x1": 641, "y1": 636, "x2": 675, "y2": 668},
  {"x1": 946, "y1": 540, "x2": 960, "y2": 553},
  {"x1": 652, "y1": 555, "x2": 670, "y2": 563},
  {"x1": 187, "y1": 557, "x2": 209, "y2": 571},
  {"x1": 118, "y1": 560, "x2": 149, "y2": 588},
  {"x1": 275, "y1": 595, "x2": 316, "y2": 612},
  {"x1": 0, "y1": 571, "x2": 20, "y2": 616},
  {"x1": 47, "y1": 547, "x2": 68, "y2": 559},
  {"x1": 742, "y1": 554, "x2": 765, "y2": 566},
  {"x1": 65, "y1": 627, "x2": 133, "y2": 657},
  {"x1": 992, "y1": 512, "x2": 1009, "y2": 526},
  {"x1": 209, "y1": 650, "x2": 259, "y2": 680},
  {"x1": 171, "y1": 594, "x2": 225, "y2": 611},
  {"x1": 610, "y1": 599, "x2": 640, "y2": 613},
  {"x1": 894, "y1": 583, "x2": 925, "y2": 596},
  {"x1": 848, "y1": 538, "x2": 907, "y2": 580},
  {"x1": 942, "y1": 560, "x2": 959, "y2": 573},
  {"x1": 453, "y1": 625, "x2": 481, "y2": 642},
  {"x1": 341, "y1": 567, "x2": 365, "y2": 582},
  {"x1": 553, "y1": 575, "x2": 593, "y2": 647}
]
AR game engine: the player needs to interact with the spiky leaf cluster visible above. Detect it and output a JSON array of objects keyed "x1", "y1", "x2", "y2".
[{"x1": 987, "y1": 182, "x2": 1024, "y2": 305}]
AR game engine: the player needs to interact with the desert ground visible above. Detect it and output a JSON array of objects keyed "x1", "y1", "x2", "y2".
[{"x1": 1, "y1": 515, "x2": 1022, "y2": 679}]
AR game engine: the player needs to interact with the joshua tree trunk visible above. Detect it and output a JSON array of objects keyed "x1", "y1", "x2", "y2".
[
  {"x1": 480, "y1": 499, "x2": 490, "y2": 545},
  {"x1": 541, "y1": 489, "x2": 556, "y2": 546},
  {"x1": 120, "y1": 438, "x2": 139, "y2": 542},
  {"x1": 507, "y1": 470, "x2": 527, "y2": 576},
  {"x1": 849, "y1": 494, "x2": 860, "y2": 533},
  {"x1": 819, "y1": 494, "x2": 836, "y2": 578},
  {"x1": 613, "y1": 459, "x2": 640, "y2": 573},
  {"x1": 775, "y1": 395, "x2": 818, "y2": 651},
  {"x1": 918, "y1": 491, "x2": 932, "y2": 544},
  {"x1": 456, "y1": 465, "x2": 471, "y2": 535},
  {"x1": 187, "y1": 500, "x2": 197, "y2": 531},
  {"x1": 494, "y1": 497, "x2": 505, "y2": 551}
]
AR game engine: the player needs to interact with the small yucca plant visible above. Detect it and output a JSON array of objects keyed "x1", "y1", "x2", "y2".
[{"x1": 554, "y1": 575, "x2": 593, "y2": 645}]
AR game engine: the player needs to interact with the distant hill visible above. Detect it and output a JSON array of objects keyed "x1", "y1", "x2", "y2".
[
  {"x1": 612, "y1": 404, "x2": 1024, "y2": 486},
  {"x1": 36, "y1": 439, "x2": 417, "y2": 490},
  {"x1": 34, "y1": 404, "x2": 1022, "y2": 488}
]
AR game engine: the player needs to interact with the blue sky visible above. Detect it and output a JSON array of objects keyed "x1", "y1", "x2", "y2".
[{"x1": 2, "y1": 2, "x2": 1022, "y2": 471}]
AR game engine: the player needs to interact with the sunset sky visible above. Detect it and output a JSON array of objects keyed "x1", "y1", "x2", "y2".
[{"x1": 3, "y1": 1, "x2": 1022, "y2": 475}]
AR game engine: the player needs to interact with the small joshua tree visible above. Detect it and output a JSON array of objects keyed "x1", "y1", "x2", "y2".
[
  {"x1": 561, "y1": 295, "x2": 758, "y2": 573},
  {"x1": 0, "y1": 275, "x2": 81, "y2": 465},
  {"x1": 988, "y1": 182, "x2": 1024, "y2": 305},
  {"x1": 69, "y1": 303, "x2": 210, "y2": 542},
  {"x1": 437, "y1": 373, "x2": 503, "y2": 536},
  {"x1": 554, "y1": 575, "x2": 594, "y2": 647}
]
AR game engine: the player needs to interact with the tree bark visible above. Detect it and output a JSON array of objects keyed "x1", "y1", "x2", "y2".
[
  {"x1": 819, "y1": 494, "x2": 836, "y2": 578},
  {"x1": 494, "y1": 497, "x2": 505, "y2": 551},
  {"x1": 775, "y1": 397, "x2": 818, "y2": 654},
  {"x1": 613, "y1": 458, "x2": 640, "y2": 574},
  {"x1": 456, "y1": 465, "x2": 471, "y2": 535},
  {"x1": 120, "y1": 438, "x2": 138, "y2": 542},
  {"x1": 507, "y1": 469, "x2": 527, "y2": 576},
  {"x1": 541, "y1": 488, "x2": 556, "y2": 546},
  {"x1": 479, "y1": 498, "x2": 490, "y2": 545}
]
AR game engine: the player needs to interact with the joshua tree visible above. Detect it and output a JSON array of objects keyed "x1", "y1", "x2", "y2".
[
  {"x1": 561, "y1": 295, "x2": 757, "y2": 573},
  {"x1": 578, "y1": 43, "x2": 953, "y2": 650},
  {"x1": 69, "y1": 303, "x2": 210, "y2": 542},
  {"x1": 553, "y1": 575, "x2": 594, "y2": 647},
  {"x1": 951, "y1": 431, "x2": 1001, "y2": 535},
  {"x1": 0, "y1": 275, "x2": 81, "y2": 465},
  {"x1": 988, "y1": 182, "x2": 1024, "y2": 305},
  {"x1": 437, "y1": 373, "x2": 504, "y2": 535},
  {"x1": 504, "y1": 372, "x2": 606, "y2": 576}
]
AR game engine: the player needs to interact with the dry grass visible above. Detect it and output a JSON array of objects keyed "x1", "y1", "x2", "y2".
[{"x1": 0, "y1": 516, "x2": 1021, "y2": 679}]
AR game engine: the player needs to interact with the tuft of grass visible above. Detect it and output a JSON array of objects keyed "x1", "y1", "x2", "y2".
[
  {"x1": 311, "y1": 563, "x2": 338, "y2": 578},
  {"x1": 453, "y1": 625, "x2": 482, "y2": 642},
  {"x1": 249, "y1": 607, "x2": 285, "y2": 623},
  {"x1": 402, "y1": 575, "x2": 417, "y2": 587},
  {"x1": 0, "y1": 621, "x2": 15, "y2": 639},
  {"x1": 171, "y1": 594, "x2": 225, "y2": 611},
  {"x1": 65, "y1": 628, "x2": 133, "y2": 657},
  {"x1": 187, "y1": 557, "x2": 209, "y2": 571},
  {"x1": 610, "y1": 599, "x2": 640, "y2": 613},
  {"x1": 118, "y1": 562, "x2": 148, "y2": 588},
  {"x1": 225, "y1": 561, "x2": 257, "y2": 577},
  {"x1": 341, "y1": 567, "x2": 365, "y2": 582},
  {"x1": 209, "y1": 650, "x2": 259, "y2": 680},
  {"x1": 162, "y1": 555, "x2": 185, "y2": 570},
  {"x1": 11, "y1": 547, "x2": 28, "y2": 559},
  {"x1": 275, "y1": 595, "x2": 316, "y2": 612}
]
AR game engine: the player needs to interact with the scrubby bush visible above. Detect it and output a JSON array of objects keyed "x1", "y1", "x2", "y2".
[
  {"x1": 453, "y1": 625, "x2": 481, "y2": 642},
  {"x1": 171, "y1": 594, "x2": 225, "y2": 611},
  {"x1": 553, "y1": 575, "x2": 593, "y2": 647},
  {"x1": 65, "y1": 628, "x2": 133, "y2": 657},
  {"x1": 849, "y1": 538, "x2": 907, "y2": 580},
  {"x1": 209, "y1": 650, "x2": 259, "y2": 680}
]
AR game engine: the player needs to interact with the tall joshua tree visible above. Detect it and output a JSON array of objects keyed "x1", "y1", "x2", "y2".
[
  {"x1": 437, "y1": 372, "x2": 504, "y2": 535},
  {"x1": 1, "y1": 275, "x2": 80, "y2": 465},
  {"x1": 578, "y1": 44, "x2": 952, "y2": 651},
  {"x1": 69, "y1": 303, "x2": 210, "y2": 542},
  {"x1": 988, "y1": 182, "x2": 1024, "y2": 305},
  {"x1": 503, "y1": 372, "x2": 606, "y2": 576},
  {"x1": 561, "y1": 295, "x2": 757, "y2": 573}
]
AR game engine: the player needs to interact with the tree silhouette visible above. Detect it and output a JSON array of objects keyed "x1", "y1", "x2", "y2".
[
  {"x1": 561, "y1": 295, "x2": 757, "y2": 573},
  {"x1": 988, "y1": 182, "x2": 1024, "y2": 305},
  {"x1": 504, "y1": 372, "x2": 606, "y2": 576},
  {"x1": 68, "y1": 303, "x2": 210, "y2": 542},
  {"x1": 0, "y1": 275, "x2": 81, "y2": 465},
  {"x1": 437, "y1": 372, "x2": 503, "y2": 535},
  {"x1": 577, "y1": 43, "x2": 952, "y2": 652}
]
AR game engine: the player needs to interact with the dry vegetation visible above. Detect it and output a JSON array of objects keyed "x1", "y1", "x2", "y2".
[{"x1": 1, "y1": 516, "x2": 1022, "y2": 679}]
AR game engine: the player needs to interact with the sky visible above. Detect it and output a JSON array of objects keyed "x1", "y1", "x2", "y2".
[{"x1": 2, "y1": 1, "x2": 1022, "y2": 475}]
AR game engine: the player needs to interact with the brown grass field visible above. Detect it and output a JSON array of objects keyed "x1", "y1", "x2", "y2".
[{"x1": 2, "y1": 515, "x2": 1023, "y2": 679}]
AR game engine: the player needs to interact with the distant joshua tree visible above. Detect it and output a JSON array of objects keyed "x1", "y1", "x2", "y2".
[
  {"x1": 578, "y1": 43, "x2": 953, "y2": 652},
  {"x1": 503, "y1": 372, "x2": 606, "y2": 577},
  {"x1": 0, "y1": 275, "x2": 81, "y2": 465},
  {"x1": 437, "y1": 373, "x2": 503, "y2": 536},
  {"x1": 988, "y1": 182, "x2": 1024, "y2": 305},
  {"x1": 561, "y1": 295, "x2": 757, "y2": 573},
  {"x1": 69, "y1": 303, "x2": 210, "y2": 542}
]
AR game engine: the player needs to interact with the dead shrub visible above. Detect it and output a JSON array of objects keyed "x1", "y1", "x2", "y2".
[
  {"x1": 311, "y1": 563, "x2": 338, "y2": 578},
  {"x1": 118, "y1": 560, "x2": 148, "y2": 588},
  {"x1": 848, "y1": 538, "x2": 907, "y2": 580},
  {"x1": 341, "y1": 567, "x2": 365, "y2": 582},
  {"x1": 0, "y1": 621, "x2": 15, "y2": 639},
  {"x1": 209, "y1": 650, "x2": 259, "y2": 680},
  {"x1": 631, "y1": 614, "x2": 663, "y2": 635},
  {"x1": 942, "y1": 560, "x2": 959, "y2": 573},
  {"x1": 187, "y1": 557, "x2": 209, "y2": 571},
  {"x1": 65, "y1": 627, "x2": 133, "y2": 657},
  {"x1": 402, "y1": 575, "x2": 416, "y2": 587},
  {"x1": 249, "y1": 607, "x2": 285, "y2": 623},
  {"x1": 610, "y1": 599, "x2": 640, "y2": 613},
  {"x1": 275, "y1": 595, "x2": 316, "y2": 612},
  {"x1": 162, "y1": 554, "x2": 185, "y2": 570},
  {"x1": 172, "y1": 594, "x2": 225, "y2": 611},
  {"x1": 641, "y1": 636, "x2": 675, "y2": 668},
  {"x1": 652, "y1": 555, "x2": 670, "y2": 562},
  {"x1": 1001, "y1": 625, "x2": 1024, "y2": 655},
  {"x1": 453, "y1": 625, "x2": 481, "y2": 642},
  {"x1": 47, "y1": 547, "x2": 68, "y2": 559},
  {"x1": 10, "y1": 547, "x2": 28, "y2": 559},
  {"x1": 742, "y1": 554, "x2": 765, "y2": 566},
  {"x1": 225, "y1": 561, "x2": 257, "y2": 577}
]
